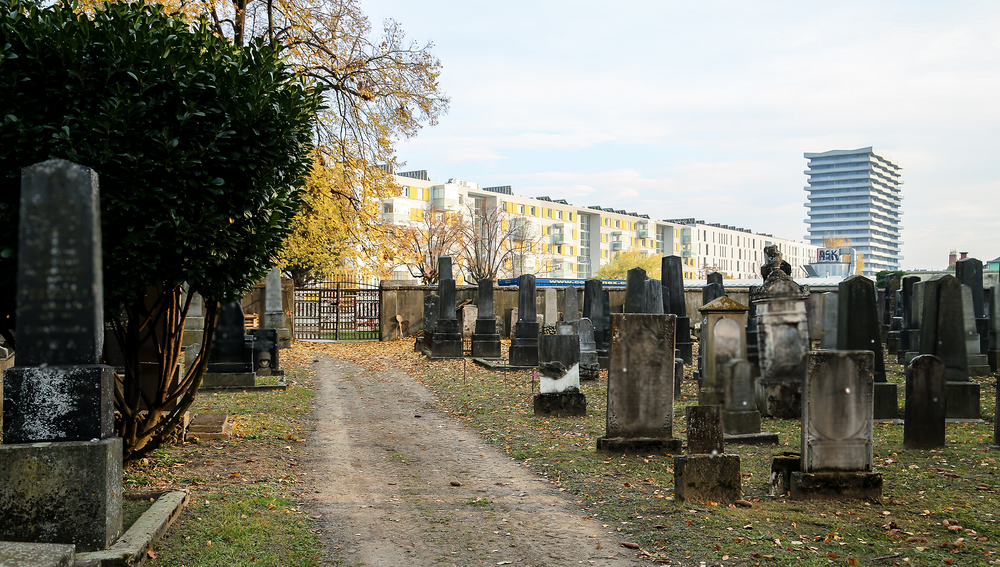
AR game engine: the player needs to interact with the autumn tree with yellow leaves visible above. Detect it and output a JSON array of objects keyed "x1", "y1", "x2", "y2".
[
  {"x1": 596, "y1": 249, "x2": 662, "y2": 280},
  {"x1": 395, "y1": 206, "x2": 468, "y2": 284}
]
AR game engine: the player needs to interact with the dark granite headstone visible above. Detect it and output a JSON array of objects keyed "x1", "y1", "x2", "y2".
[
  {"x1": 904, "y1": 355, "x2": 946, "y2": 449},
  {"x1": 578, "y1": 318, "x2": 599, "y2": 380},
  {"x1": 919, "y1": 275, "x2": 969, "y2": 381},
  {"x1": 437, "y1": 255, "x2": 453, "y2": 282},
  {"x1": 624, "y1": 267, "x2": 647, "y2": 313},
  {"x1": 471, "y1": 279, "x2": 501, "y2": 358},
  {"x1": 431, "y1": 278, "x2": 463, "y2": 358},
  {"x1": 989, "y1": 285, "x2": 999, "y2": 373},
  {"x1": 249, "y1": 328, "x2": 280, "y2": 374},
  {"x1": 955, "y1": 258, "x2": 985, "y2": 318},
  {"x1": 660, "y1": 260, "x2": 689, "y2": 370},
  {"x1": 206, "y1": 302, "x2": 254, "y2": 373},
  {"x1": 509, "y1": 274, "x2": 540, "y2": 367},
  {"x1": 582, "y1": 279, "x2": 605, "y2": 347},
  {"x1": 836, "y1": 275, "x2": 894, "y2": 419},
  {"x1": 644, "y1": 279, "x2": 664, "y2": 314},
  {"x1": 1, "y1": 159, "x2": 122, "y2": 551},
  {"x1": 420, "y1": 294, "x2": 440, "y2": 352},
  {"x1": 702, "y1": 273, "x2": 725, "y2": 306},
  {"x1": 4, "y1": 160, "x2": 114, "y2": 443},
  {"x1": 745, "y1": 285, "x2": 760, "y2": 365}
]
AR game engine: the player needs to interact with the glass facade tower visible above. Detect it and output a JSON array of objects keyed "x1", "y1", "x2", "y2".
[{"x1": 804, "y1": 147, "x2": 903, "y2": 276}]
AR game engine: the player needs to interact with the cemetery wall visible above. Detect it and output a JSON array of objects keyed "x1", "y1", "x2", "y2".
[
  {"x1": 378, "y1": 282, "x2": 839, "y2": 341},
  {"x1": 241, "y1": 277, "x2": 295, "y2": 333}
]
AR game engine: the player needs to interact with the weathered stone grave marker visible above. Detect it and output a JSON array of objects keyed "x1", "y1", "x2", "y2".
[
  {"x1": 662, "y1": 255, "x2": 693, "y2": 364},
  {"x1": 674, "y1": 405, "x2": 741, "y2": 502},
  {"x1": 1, "y1": 159, "x2": 122, "y2": 551},
  {"x1": 697, "y1": 296, "x2": 748, "y2": 406},
  {"x1": 722, "y1": 359, "x2": 778, "y2": 445},
  {"x1": 262, "y1": 267, "x2": 291, "y2": 349},
  {"x1": 509, "y1": 274, "x2": 540, "y2": 367},
  {"x1": 597, "y1": 314, "x2": 680, "y2": 453},
  {"x1": 903, "y1": 355, "x2": 946, "y2": 449},
  {"x1": 203, "y1": 301, "x2": 256, "y2": 387},
  {"x1": 471, "y1": 278, "x2": 502, "y2": 358},
  {"x1": 752, "y1": 268, "x2": 810, "y2": 418},
  {"x1": 918, "y1": 275, "x2": 980, "y2": 419},
  {"x1": 790, "y1": 350, "x2": 882, "y2": 501},
  {"x1": 431, "y1": 256, "x2": 463, "y2": 359},
  {"x1": 836, "y1": 275, "x2": 896, "y2": 420}
]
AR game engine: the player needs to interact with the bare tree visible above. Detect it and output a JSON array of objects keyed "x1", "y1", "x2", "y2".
[{"x1": 395, "y1": 206, "x2": 466, "y2": 284}]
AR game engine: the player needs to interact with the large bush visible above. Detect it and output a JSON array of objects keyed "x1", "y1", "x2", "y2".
[{"x1": 0, "y1": 0, "x2": 322, "y2": 457}]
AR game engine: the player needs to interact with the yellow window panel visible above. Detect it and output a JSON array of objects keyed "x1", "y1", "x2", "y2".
[
  {"x1": 501, "y1": 220, "x2": 508, "y2": 231},
  {"x1": 572, "y1": 229, "x2": 578, "y2": 239}
]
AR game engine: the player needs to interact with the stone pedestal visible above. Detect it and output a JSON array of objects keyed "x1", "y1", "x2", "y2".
[
  {"x1": 945, "y1": 381, "x2": 981, "y2": 420},
  {"x1": 430, "y1": 319, "x2": 464, "y2": 359},
  {"x1": 0, "y1": 542, "x2": 76, "y2": 567},
  {"x1": 533, "y1": 392, "x2": 587, "y2": 417},
  {"x1": 789, "y1": 471, "x2": 883, "y2": 501},
  {"x1": 769, "y1": 453, "x2": 801, "y2": 496},
  {"x1": 0, "y1": 438, "x2": 123, "y2": 551},
  {"x1": 509, "y1": 321, "x2": 539, "y2": 367},
  {"x1": 2, "y1": 365, "x2": 115, "y2": 444},
  {"x1": 202, "y1": 371, "x2": 256, "y2": 388},
  {"x1": 471, "y1": 319, "x2": 502, "y2": 359},
  {"x1": 673, "y1": 454, "x2": 741, "y2": 503}
]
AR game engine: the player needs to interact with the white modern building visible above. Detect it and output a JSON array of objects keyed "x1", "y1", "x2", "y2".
[
  {"x1": 384, "y1": 170, "x2": 818, "y2": 282},
  {"x1": 803, "y1": 147, "x2": 903, "y2": 276}
]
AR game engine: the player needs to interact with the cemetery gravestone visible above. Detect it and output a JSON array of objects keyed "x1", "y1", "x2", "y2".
[
  {"x1": 431, "y1": 276, "x2": 463, "y2": 359},
  {"x1": 990, "y1": 285, "x2": 1000, "y2": 372},
  {"x1": 459, "y1": 304, "x2": 478, "y2": 340},
  {"x1": 790, "y1": 350, "x2": 882, "y2": 501},
  {"x1": 420, "y1": 294, "x2": 440, "y2": 353},
  {"x1": 745, "y1": 285, "x2": 760, "y2": 365},
  {"x1": 182, "y1": 288, "x2": 205, "y2": 348},
  {"x1": 697, "y1": 296, "x2": 748, "y2": 406},
  {"x1": 662, "y1": 256, "x2": 693, "y2": 364},
  {"x1": 203, "y1": 301, "x2": 256, "y2": 387},
  {"x1": 509, "y1": 275, "x2": 540, "y2": 367},
  {"x1": 262, "y1": 267, "x2": 291, "y2": 348},
  {"x1": 751, "y1": 269, "x2": 810, "y2": 419},
  {"x1": 836, "y1": 275, "x2": 896, "y2": 420},
  {"x1": 1, "y1": 159, "x2": 122, "y2": 551},
  {"x1": 578, "y1": 318, "x2": 600, "y2": 380},
  {"x1": 535, "y1": 332, "x2": 585, "y2": 417},
  {"x1": 818, "y1": 291, "x2": 838, "y2": 350},
  {"x1": 956, "y1": 257, "x2": 988, "y2": 355},
  {"x1": 918, "y1": 275, "x2": 980, "y2": 419},
  {"x1": 674, "y1": 405, "x2": 741, "y2": 503},
  {"x1": 644, "y1": 278, "x2": 664, "y2": 315},
  {"x1": 471, "y1": 279, "x2": 502, "y2": 358},
  {"x1": 722, "y1": 359, "x2": 778, "y2": 445},
  {"x1": 624, "y1": 267, "x2": 647, "y2": 314},
  {"x1": 542, "y1": 288, "x2": 558, "y2": 333},
  {"x1": 961, "y1": 285, "x2": 991, "y2": 376},
  {"x1": 597, "y1": 314, "x2": 681, "y2": 453},
  {"x1": 903, "y1": 355, "x2": 946, "y2": 449}
]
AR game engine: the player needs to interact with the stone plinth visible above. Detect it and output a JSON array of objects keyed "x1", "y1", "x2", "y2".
[
  {"x1": 769, "y1": 453, "x2": 801, "y2": 496},
  {"x1": 673, "y1": 454, "x2": 741, "y2": 503},
  {"x1": 0, "y1": 542, "x2": 75, "y2": 567},
  {"x1": 0, "y1": 438, "x2": 123, "y2": 551},
  {"x1": 789, "y1": 471, "x2": 883, "y2": 501},
  {"x1": 3, "y1": 365, "x2": 115, "y2": 444},
  {"x1": 945, "y1": 381, "x2": 981, "y2": 420},
  {"x1": 509, "y1": 321, "x2": 540, "y2": 367},
  {"x1": 471, "y1": 318, "x2": 502, "y2": 359},
  {"x1": 430, "y1": 318, "x2": 464, "y2": 359},
  {"x1": 202, "y1": 372, "x2": 256, "y2": 388},
  {"x1": 533, "y1": 392, "x2": 587, "y2": 417}
]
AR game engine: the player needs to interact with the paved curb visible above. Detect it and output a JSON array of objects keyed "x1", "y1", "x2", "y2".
[{"x1": 75, "y1": 490, "x2": 188, "y2": 567}]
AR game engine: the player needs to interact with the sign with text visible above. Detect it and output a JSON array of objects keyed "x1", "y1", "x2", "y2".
[{"x1": 816, "y1": 248, "x2": 843, "y2": 263}]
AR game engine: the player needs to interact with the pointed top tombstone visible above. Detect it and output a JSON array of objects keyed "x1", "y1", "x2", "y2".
[
  {"x1": 16, "y1": 159, "x2": 104, "y2": 366},
  {"x1": 661, "y1": 255, "x2": 686, "y2": 316}
]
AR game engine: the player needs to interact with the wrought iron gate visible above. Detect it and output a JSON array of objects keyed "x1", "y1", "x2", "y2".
[{"x1": 293, "y1": 279, "x2": 380, "y2": 340}]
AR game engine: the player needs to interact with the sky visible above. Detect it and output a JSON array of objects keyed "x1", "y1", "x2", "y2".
[{"x1": 360, "y1": 0, "x2": 1000, "y2": 271}]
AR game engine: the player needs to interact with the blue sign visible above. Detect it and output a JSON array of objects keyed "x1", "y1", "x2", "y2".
[{"x1": 496, "y1": 277, "x2": 627, "y2": 289}]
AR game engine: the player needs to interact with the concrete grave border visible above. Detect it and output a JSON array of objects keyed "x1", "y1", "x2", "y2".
[{"x1": 75, "y1": 490, "x2": 188, "y2": 567}]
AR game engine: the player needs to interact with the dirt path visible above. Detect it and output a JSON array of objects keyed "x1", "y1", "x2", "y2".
[{"x1": 298, "y1": 354, "x2": 643, "y2": 567}]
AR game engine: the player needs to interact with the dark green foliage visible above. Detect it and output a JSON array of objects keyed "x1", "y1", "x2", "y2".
[
  {"x1": 0, "y1": 0, "x2": 322, "y2": 333},
  {"x1": 875, "y1": 270, "x2": 907, "y2": 289}
]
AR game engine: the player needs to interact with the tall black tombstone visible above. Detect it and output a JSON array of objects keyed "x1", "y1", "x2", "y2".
[
  {"x1": 644, "y1": 279, "x2": 664, "y2": 314},
  {"x1": 919, "y1": 275, "x2": 980, "y2": 419},
  {"x1": 662, "y1": 256, "x2": 693, "y2": 364},
  {"x1": 207, "y1": 302, "x2": 255, "y2": 373},
  {"x1": 624, "y1": 267, "x2": 647, "y2": 313},
  {"x1": 837, "y1": 275, "x2": 895, "y2": 420},
  {"x1": 420, "y1": 294, "x2": 440, "y2": 353},
  {"x1": 898, "y1": 275, "x2": 920, "y2": 364},
  {"x1": 584, "y1": 280, "x2": 611, "y2": 368},
  {"x1": 431, "y1": 256, "x2": 463, "y2": 359},
  {"x1": 1, "y1": 159, "x2": 122, "y2": 551},
  {"x1": 956, "y1": 257, "x2": 988, "y2": 356},
  {"x1": 904, "y1": 355, "x2": 946, "y2": 449},
  {"x1": 471, "y1": 279, "x2": 502, "y2": 358},
  {"x1": 509, "y1": 274, "x2": 540, "y2": 367}
]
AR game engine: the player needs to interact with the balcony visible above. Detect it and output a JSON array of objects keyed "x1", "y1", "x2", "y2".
[
  {"x1": 635, "y1": 221, "x2": 650, "y2": 238},
  {"x1": 551, "y1": 223, "x2": 568, "y2": 244}
]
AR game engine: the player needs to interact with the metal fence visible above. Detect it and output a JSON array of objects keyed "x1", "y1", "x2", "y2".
[{"x1": 293, "y1": 279, "x2": 380, "y2": 341}]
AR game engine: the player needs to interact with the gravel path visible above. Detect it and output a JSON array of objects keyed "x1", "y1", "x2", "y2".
[{"x1": 299, "y1": 354, "x2": 644, "y2": 567}]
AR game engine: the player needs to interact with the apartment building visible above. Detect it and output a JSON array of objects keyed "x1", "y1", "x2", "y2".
[{"x1": 382, "y1": 170, "x2": 818, "y2": 282}]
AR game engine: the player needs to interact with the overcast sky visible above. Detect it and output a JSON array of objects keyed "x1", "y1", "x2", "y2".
[{"x1": 362, "y1": 0, "x2": 1000, "y2": 271}]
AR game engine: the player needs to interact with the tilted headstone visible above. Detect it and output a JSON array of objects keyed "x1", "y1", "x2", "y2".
[
  {"x1": 836, "y1": 275, "x2": 895, "y2": 420},
  {"x1": 791, "y1": 350, "x2": 881, "y2": 501},
  {"x1": 509, "y1": 274, "x2": 540, "y2": 366},
  {"x1": 471, "y1": 279, "x2": 501, "y2": 358},
  {"x1": 662, "y1": 256, "x2": 693, "y2": 363},
  {"x1": 1, "y1": 159, "x2": 122, "y2": 550},
  {"x1": 751, "y1": 269, "x2": 810, "y2": 418},
  {"x1": 624, "y1": 267, "x2": 647, "y2": 313},
  {"x1": 597, "y1": 314, "x2": 680, "y2": 453},
  {"x1": 903, "y1": 355, "x2": 946, "y2": 449}
]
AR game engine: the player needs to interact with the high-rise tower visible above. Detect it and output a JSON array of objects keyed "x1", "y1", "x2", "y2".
[{"x1": 804, "y1": 147, "x2": 903, "y2": 276}]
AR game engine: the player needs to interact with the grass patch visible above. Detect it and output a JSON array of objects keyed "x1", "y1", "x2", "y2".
[{"x1": 320, "y1": 340, "x2": 1000, "y2": 566}]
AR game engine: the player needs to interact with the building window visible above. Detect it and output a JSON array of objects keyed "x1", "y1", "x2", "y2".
[
  {"x1": 557, "y1": 211, "x2": 563, "y2": 220},
  {"x1": 530, "y1": 206, "x2": 536, "y2": 216},
  {"x1": 615, "y1": 220, "x2": 620, "y2": 228},
  {"x1": 519, "y1": 204, "x2": 525, "y2": 214}
]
